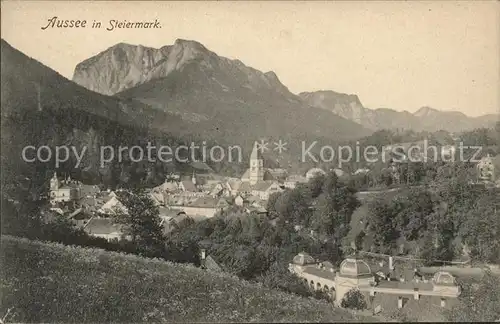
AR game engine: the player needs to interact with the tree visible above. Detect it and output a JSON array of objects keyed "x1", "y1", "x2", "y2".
[
  {"x1": 308, "y1": 174, "x2": 325, "y2": 198},
  {"x1": 366, "y1": 199, "x2": 399, "y2": 253},
  {"x1": 394, "y1": 189, "x2": 435, "y2": 241},
  {"x1": 460, "y1": 193, "x2": 500, "y2": 263},
  {"x1": 274, "y1": 186, "x2": 312, "y2": 226},
  {"x1": 341, "y1": 288, "x2": 367, "y2": 310},
  {"x1": 446, "y1": 271, "x2": 500, "y2": 322},
  {"x1": 266, "y1": 192, "x2": 281, "y2": 218},
  {"x1": 113, "y1": 190, "x2": 165, "y2": 257},
  {"x1": 257, "y1": 262, "x2": 312, "y2": 298}
]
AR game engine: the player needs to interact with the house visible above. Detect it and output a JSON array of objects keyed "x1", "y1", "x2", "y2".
[
  {"x1": 207, "y1": 182, "x2": 226, "y2": 197},
  {"x1": 226, "y1": 179, "x2": 254, "y2": 197},
  {"x1": 160, "y1": 211, "x2": 198, "y2": 234},
  {"x1": 284, "y1": 175, "x2": 309, "y2": 189},
  {"x1": 216, "y1": 197, "x2": 231, "y2": 209},
  {"x1": 251, "y1": 180, "x2": 282, "y2": 200},
  {"x1": 477, "y1": 154, "x2": 500, "y2": 183},
  {"x1": 179, "y1": 180, "x2": 198, "y2": 193},
  {"x1": 179, "y1": 196, "x2": 225, "y2": 218},
  {"x1": 160, "y1": 181, "x2": 180, "y2": 193},
  {"x1": 235, "y1": 195, "x2": 244, "y2": 206},
  {"x1": 226, "y1": 179, "x2": 243, "y2": 196},
  {"x1": 149, "y1": 190, "x2": 165, "y2": 206},
  {"x1": 79, "y1": 184, "x2": 101, "y2": 198},
  {"x1": 83, "y1": 217, "x2": 125, "y2": 241},
  {"x1": 245, "y1": 205, "x2": 267, "y2": 215},
  {"x1": 246, "y1": 195, "x2": 265, "y2": 207},
  {"x1": 330, "y1": 168, "x2": 346, "y2": 177},
  {"x1": 266, "y1": 168, "x2": 288, "y2": 180},
  {"x1": 238, "y1": 182, "x2": 252, "y2": 196},
  {"x1": 353, "y1": 168, "x2": 371, "y2": 175},
  {"x1": 158, "y1": 206, "x2": 183, "y2": 221},
  {"x1": 165, "y1": 192, "x2": 202, "y2": 207},
  {"x1": 306, "y1": 168, "x2": 326, "y2": 180},
  {"x1": 289, "y1": 252, "x2": 461, "y2": 310},
  {"x1": 440, "y1": 145, "x2": 457, "y2": 159},
  {"x1": 97, "y1": 196, "x2": 127, "y2": 215}
]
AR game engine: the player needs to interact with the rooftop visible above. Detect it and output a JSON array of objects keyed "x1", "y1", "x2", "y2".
[
  {"x1": 252, "y1": 180, "x2": 277, "y2": 192},
  {"x1": 339, "y1": 258, "x2": 372, "y2": 277},
  {"x1": 375, "y1": 280, "x2": 433, "y2": 292},
  {"x1": 292, "y1": 252, "x2": 316, "y2": 266},
  {"x1": 180, "y1": 180, "x2": 197, "y2": 192},
  {"x1": 187, "y1": 196, "x2": 219, "y2": 208},
  {"x1": 302, "y1": 266, "x2": 336, "y2": 281},
  {"x1": 83, "y1": 218, "x2": 122, "y2": 235}
]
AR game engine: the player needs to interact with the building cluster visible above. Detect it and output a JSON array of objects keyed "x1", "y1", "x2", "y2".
[
  {"x1": 48, "y1": 172, "x2": 129, "y2": 240},
  {"x1": 47, "y1": 141, "x2": 500, "y2": 242},
  {"x1": 47, "y1": 142, "x2": 341, "y2": 241},
  {"x1": 476, "y1": 153, "x2": 500, "y2": 187},
  {"x1": 289, "y1": 252, "x2": 461, "y2": 315}
]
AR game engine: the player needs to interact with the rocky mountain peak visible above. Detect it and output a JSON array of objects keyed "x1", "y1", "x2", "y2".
[
  {"x1": 72, "y1": 39, "x2": 295, "y2": 97},
  {"x1": 413, "y1": 106, "x2": 439, "y2": 117},
  {"x1": 72, "y1": 39, "x2": 217, "y2": 95},
  {"x1": 173, "y1": 38, "x2": 209, "y2": 52}
]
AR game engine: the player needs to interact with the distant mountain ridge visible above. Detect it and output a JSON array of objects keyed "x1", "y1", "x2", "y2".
[{"x1": 299, "y1": 90, "x2": 498, "y2": 133}]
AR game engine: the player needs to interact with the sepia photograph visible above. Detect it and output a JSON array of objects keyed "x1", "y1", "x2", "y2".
[{"x1": 1, "y1": 0, "x2": 499, "y2": 322}]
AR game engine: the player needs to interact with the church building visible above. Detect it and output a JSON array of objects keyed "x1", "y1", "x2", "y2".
[
  {"x1": 238, "y1": 142, "x2": 282, "y2": 200},
  {"x1": 49, "y1": 172, "x2": 80, "y2": 204}
]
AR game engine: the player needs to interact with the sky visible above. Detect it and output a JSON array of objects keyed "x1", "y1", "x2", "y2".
[{"x1": 1, "y1": 1, "x2": 499, "y2": 117}]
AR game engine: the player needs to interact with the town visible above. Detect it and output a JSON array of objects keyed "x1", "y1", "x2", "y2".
[
  {"x1": 2, "y1": 2, "x2": 500, "y2": 322},
  {"x1": 44, "y1": 141, "x2": 499, "y2": 242},
  {"x1": 32, "y1": 138, "x2": 499, "y2": 321}
]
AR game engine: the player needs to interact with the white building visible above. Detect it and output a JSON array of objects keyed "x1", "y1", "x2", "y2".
[
  {"x1": 49, "y1": 172, "x2": 79, "y2": 204},
  {"x1": 97, "y1": 196, "x2": 127, "y2": 215}
]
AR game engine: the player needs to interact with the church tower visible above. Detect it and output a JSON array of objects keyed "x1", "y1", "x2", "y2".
[
  {"x1": 249, "y1": 142, "x2": 264, "y2": 185},
  {"x1": 50, "y1": 172, "x2": 59, "y2": 191}
]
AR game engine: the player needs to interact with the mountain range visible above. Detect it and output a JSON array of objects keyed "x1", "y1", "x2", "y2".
[
  {"x1": 299, "y1": 91, "x2": 498, "y2": 133},
  {"x1": 72, "y1": 39, "x2": 497, "y2": 135},
  {"x1": 72, "y1": 39, "x2": 371, "y2": 146}
]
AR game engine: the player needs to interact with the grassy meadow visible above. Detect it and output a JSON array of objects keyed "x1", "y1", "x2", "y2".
[{"x1": 0, "y1": 235, "x2": 374, "y2": 323}]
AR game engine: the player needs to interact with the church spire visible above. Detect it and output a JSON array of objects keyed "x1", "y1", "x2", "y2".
[
  {"x1": 50, "y1": 171, "x2": 59, "y2": 191},
  {"x1": 249, "y1": 141, "x2": 264, "y2": 185},
  {"x1": 250, "y1": 141, "x2": 262, "y2": 161}
]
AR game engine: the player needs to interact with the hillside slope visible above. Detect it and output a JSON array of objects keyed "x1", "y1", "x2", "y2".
[
  {"x1": 0, "y1": 39, "x2": 201, "y2": 191},
  {"x1": 1, "y1": 39, "x2": 187, "y2": 133},
  {"x1": 0, "y1": 235, "x2": 372, "y2": 322}
]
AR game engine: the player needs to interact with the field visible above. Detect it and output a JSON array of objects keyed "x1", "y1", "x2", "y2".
[{"x1": 0, "y1": 235, "x2": 374, "y2": 323}]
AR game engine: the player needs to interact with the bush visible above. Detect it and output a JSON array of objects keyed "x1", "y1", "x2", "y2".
[{"x1": 341, "y1": 288, "x2": 367, "y2": 310}]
